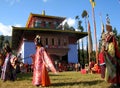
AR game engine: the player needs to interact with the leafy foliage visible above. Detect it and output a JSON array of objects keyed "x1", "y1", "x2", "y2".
[
  {"x1": 81, "y1": 10, "x2": 88, "y2": 19},
  {"x1": 0, "y1": 35, "x2": 4, "y2": 49}
]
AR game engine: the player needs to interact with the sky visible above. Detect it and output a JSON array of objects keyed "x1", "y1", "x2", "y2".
[{"x1": 0, "y1": 0, "x2": 120, "y2": 50}]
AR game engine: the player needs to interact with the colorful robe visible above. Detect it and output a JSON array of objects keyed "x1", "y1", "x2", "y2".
[
  {"x1": 100, "y1": 33, "x2": 120, "y2": 84},
  {"x1": 32, "y1": 47, "x2": 57, "y2": 87},
  {"x1": 1, "y1": 53, "x2": 16, "y2": 81},
  {"x1": 99, "y1": 51, "x2": 106, "y2": 78}
]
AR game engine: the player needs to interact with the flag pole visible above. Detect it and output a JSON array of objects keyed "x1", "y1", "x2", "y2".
[
  {"x1": 87, "y1": 20, "x2": 93, "y2": 64},
  {"x1": 92, "y1": 7, "x2": 98, "y2": 64}
]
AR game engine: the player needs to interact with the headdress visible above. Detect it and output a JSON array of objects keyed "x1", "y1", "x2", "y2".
[
  {"x1": 34, "y1": 35, "x2": 43, "y2": 46},
  {"x1": 106, "y1": 24, "x2": 112, "y2": 32}
]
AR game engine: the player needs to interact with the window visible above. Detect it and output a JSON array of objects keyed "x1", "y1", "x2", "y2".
[
  {"x1": 34, "y1": 20, "x2": 41, "y2": 28},
  {"x1": 49, "y1": 22, "x2": 52, "y2": 28},
  {"x1": 53, "y1": 22, "x2": 57, "y2": 28},
  {"x1": 42, "y1": 21, "x2": 46, "y2": 28},
  {"x1": 58, "y1": 39, "x2": 61, "y2": 46},
  {"x1": 46, "y1": 22, "x2": 49, "y2": 28},
  {"x1": 45, "y1": 38, "x2": 48, "y2": 45},
  {"x1": 63, "y1": 39, "x2": 67, "y2": 46},
  {"x1": 52, "y1": 38, "x2": 54, "y2": 46}
]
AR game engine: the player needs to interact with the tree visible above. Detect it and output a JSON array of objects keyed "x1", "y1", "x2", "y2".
[
  {"x1": 75, "y1": 16, "x2": 81, "y2": 63},
  {"x1": 0, "y1": 35, "x2": 5, "y2": 50},
  {"x1": 75, "y1": 15, "x2": 83, "y2": 32},
  {"x1": 79, "y1": 22, "x2": 85, "y2": 69},
  {"x1": 82, "y1": 10, "x2": 88, "y2": 19},
  {"x1": 78, "y1": 21, "x2": 84, "y2": 32},
  {"x1": 75, "y1": 15, "x2": 85, "y2": 68},
  {"x1": 113, "y1": 27, "x2": 117, "y2": 36},
  {"x1": 4, "y1": 40, "x2": 10, "y2": 47},
  {"x1": 63, "y1": 22, "x2": 69, "y2": 30},
  {"x1": 81, "y1": 10, "x2": 89, "y2": 64},
  {"x1": 69, "y1": 26, "x2": 75, "y2": 31}
]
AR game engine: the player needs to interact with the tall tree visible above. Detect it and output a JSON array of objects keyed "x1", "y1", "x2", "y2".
[
  {"x1": 4, "y1": 40, "x2": 10, "y2": 47},
  {"x1": 75, "y1": 15, "x2": 85, "y2": 68},
  {"x1": 75, "y1": 16, "x2": 81, "y2": 63},
  {"x1": 80, "y1": 23, "x2": 85, "y2": 69},
  {"x1": 81, "y1": 10, "x2": 89, "y2": 63}
]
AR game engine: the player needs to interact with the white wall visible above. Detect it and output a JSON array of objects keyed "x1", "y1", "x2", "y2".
[{"x1": 18, "y1": 42, "x2": 24, "y2": 63}]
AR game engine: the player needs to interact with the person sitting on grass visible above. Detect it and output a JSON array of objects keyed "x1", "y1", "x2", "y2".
[{"x1": 91, "y1": 63, "x2": 101, "y2": 74}]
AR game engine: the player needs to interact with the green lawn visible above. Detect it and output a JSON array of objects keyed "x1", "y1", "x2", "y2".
[{"x1": 0, "y1": 71, "x2": 111, "y2": 88}]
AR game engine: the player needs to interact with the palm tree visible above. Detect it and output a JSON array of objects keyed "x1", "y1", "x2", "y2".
[
  {"x1": 81, "y1": 25, "x2": 85, "y2": 69},
  {"x1": 75, "y1": 16, "x2": 85, "y2": 68},
  {"x1": 79, "y1": 21, "x2": 85, "y2": 69},
  {"x1": 82, "y1": 10, "x2": 88, "y2": 19},
  {"x1": 81, "y1": 10, "x2": 89, "y2": 64},
  {"x1": 75, "y1": 16, "x2": 81, "y2": 63}
]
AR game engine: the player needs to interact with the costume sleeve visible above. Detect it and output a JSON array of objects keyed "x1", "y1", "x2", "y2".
[
  {"x1": 10, "y1": 54, "x2": 17, "y2": 68},
  {"x1": 99, "y1": 52, "x2": 105, "y2": 65},
  {"x1": 30, "y1": 54, "x2": 35, "y2": 63},
  {"x1": 112, "y1": 36, "x2": 120, "y2": 59},
  {"x1": 42, "y1": 48, "x2": 57, "y2": 73}
]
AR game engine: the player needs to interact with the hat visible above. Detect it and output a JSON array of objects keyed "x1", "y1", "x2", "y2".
[
  {"x1": 106, "y1": 25, "x2": 112, "y2": 32},
  {"x1": 34, "y1": 35, "x2": 43, "y2": 46}
]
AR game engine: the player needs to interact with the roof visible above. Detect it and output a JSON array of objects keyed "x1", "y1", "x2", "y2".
[
  {"x1": 12, "y1": 26, "x2": 88, "y2": 50},
  {"x1": 26, "y1": 13, "x2": 66, "y2": 27}
]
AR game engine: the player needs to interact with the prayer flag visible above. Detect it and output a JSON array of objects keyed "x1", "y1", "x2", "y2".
[
  {"x1": 90, "y1": 0, "x2": 96, "y2": 8},
  {"x1": 101, "y1": 22, "x2": 104, "y2": 34},
  {"x1": 88, "y1": 20, "x2": 93, "y2": 54}
]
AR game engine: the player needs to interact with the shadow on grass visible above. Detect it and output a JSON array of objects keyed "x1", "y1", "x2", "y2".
[
  {"x1": 51, "y1": 80, "x2": 104, "y2": 87},
  {"x1": 16, "y1": 72, "x2": 63, "y2": 81},
  {"x1": 108, "y1": 84, "x2": 120, "y2": 88},
  {"x1": 16, "y1": 73, "x2": 32, "y2": 81},
  {"x1": 49, "y1": 74, "x2": 64, "y2": 76}
]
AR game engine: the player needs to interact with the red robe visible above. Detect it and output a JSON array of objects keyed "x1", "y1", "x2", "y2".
[
  {"x1": 99, "y1": 52, "x2": 105, "y2": 65},
  {"x1": 99, "y1": 51, "x2": 106, "y2": 78}
]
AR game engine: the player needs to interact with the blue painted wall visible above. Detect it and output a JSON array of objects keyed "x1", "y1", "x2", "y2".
[
  {"x1": 68, "y1": 44, "x2": 78, "y2": 63},
  {"x1": 24, "y1": 41, "x2": 36, "y2": 64},
  {"x1": 20, "y1": 41, "x2": 78, "y2": 64}
]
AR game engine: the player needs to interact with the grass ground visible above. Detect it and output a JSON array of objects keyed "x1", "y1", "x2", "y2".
[{"x1": 0, "y1": 71, "x2": 112, "y2": 88}]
